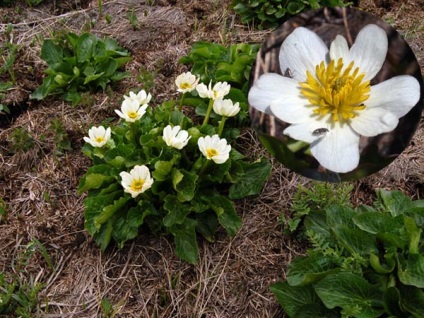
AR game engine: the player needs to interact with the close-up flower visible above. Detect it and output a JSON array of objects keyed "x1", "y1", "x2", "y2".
[
  {"x1": 119, "y1": 165, "x2": 154, "y2": 198},
  {"x1": 163, "y1": 125, "x2": 191, "y2": 149},
  {"x1": 175, "y1": 72, "x2": 199, "y2": 93},
  {"x1": 213, "y1": 99, "x2": 240, "y2": 117},
  {"x1": 196, "y1": 81, "x2": 231, "y2": 100},
  {"x1": 123, "y1": 89, "x2": 152, "y2": 105},
  {"x1": 198, "y1": 134, "x2": 231, "y2": 164},
  {"x1": 115, "y1": 99, "x2": 148, "y2": 122},
  {"x1": 83, "y1": 126, "x2": 111, "y2": 148},
  {"x1": 248, "y1": 24, "x2": 420, "y2": 173}
]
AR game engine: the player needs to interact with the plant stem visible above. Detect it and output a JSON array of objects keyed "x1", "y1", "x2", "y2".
[
  {"x1": 178, "y1": 92, "x2": 186, "y2": 111},
  {"x1": 217, "y1": 116, "x2": 227, "y2": 137},
  {"x1": 98, "y1": 0, "x2": 103, "y2": 16},
  {"x1": 202, "y1": 99, "x2": 214, "y2": 126},
  {"x1": 198, "y1": 158, "x2": 211, "y2": 176}
]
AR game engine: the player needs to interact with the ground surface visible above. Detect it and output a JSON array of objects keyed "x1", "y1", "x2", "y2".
[{"x1": 0, "y1": 0, "x2": 423, "y2": 317}]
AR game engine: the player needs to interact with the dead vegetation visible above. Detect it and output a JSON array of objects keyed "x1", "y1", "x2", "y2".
[{"x1": 0, "y1": 0, "x2": 423, "y2": 317}]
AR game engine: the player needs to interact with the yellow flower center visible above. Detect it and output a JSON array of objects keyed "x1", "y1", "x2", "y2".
[
  {"x1": 130, "y1": 179, "x2": 145, "y2": 192},
  {"x1": 206, "y1": 148, "x2": 218, "y2": 158},
  {"x1": 128, "y1": 111, "x2": 138, "y2": 119},
  {"x1": 180, "y1": 82, "x2": 191, "y2": 90},
  {"x1": 95, "y1": 137, "x2": 105, "y2": 143},
  {"x1": 299, "y1": 58, "x2": 371, "y2": 123}
]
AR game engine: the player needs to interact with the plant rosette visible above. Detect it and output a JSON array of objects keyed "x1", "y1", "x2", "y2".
[
  {"x1": 79, "y1": 84, "x2": 271, "y2": 264},
  {"x1": 249, "y1": 24, "x2": 420, "y2": 174}
]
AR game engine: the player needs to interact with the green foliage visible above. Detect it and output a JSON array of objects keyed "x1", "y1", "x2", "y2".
[
  {"x1": 0, "y1": 197, "x2": 7, "y2": 218},
  {"x1": 283, "y1": 182, "x2": 353, "y2": 234},
  {"x1": 0, "y1": 239, "x2": 52, "y2": 317},
  {"x1": 25, "y1": 0, "x2": 44, "y2": 6},
  {"x1": 79, "y1": 85, "x2": 271, "y2": 264},
  {"x1": 49, "y1": 118, "x2": 72, "y2": 156},
  {"x1": 179, "y1": 41, "x2": 259, "y2": 94},
  {"x1": 9, "y1": 127, "x2": 35, "y2": 153},
  {"x1": 0, "y1": 82, "x2": 12, "y2": 114},
  {"x1": 231, "y1": 0, "x2": 353, "y2": 29},
  {"x1": 272, "y1": 189, "x2": 424, "y2": 317},
  {"x1": 31, "y1": 32, "x2": 131, "y2": 106}
]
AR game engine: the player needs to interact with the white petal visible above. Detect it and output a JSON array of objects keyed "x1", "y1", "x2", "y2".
[
  {"x1": 350, "y1": 108, "x2": 398, "y2": 136},
  {"x1": 249, "y1": 74, "x2": 314, "y2": 123},
  {"x1": 329, "y1": 35, "x2": 349, "y2": 61},
  {"x1": 279, "y1": 27, "x2": 328, "y2": 82},
  {"x1": 311, "y1": 125, "x2": 360, "y2": 173},
  {"x1": 367, "y1": 75, "x2": 420, "y2": 117},
  {"x1": 115, "y1": 109, "x2": 125, "y2": 119},
  {"x1": 283, "y1": 118, "x2": 331, "y2": 143},
  {"x1": 348, "y1": 24, "x2": 388, "y2": 81}
]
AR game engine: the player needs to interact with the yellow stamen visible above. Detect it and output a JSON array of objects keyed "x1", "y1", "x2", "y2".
[
  {"x1": 128, "y1": 111, "x2": 138, "y2": 119},
  {"x1": 206, "y1": 148, "x2": 218, "y2": 158},
  {"x1": 95, "y1": 137, "x2": 105, "y2": 143},
  {"x1": 299, "y1": 58, "x2": 370, "y2": 123},
  {"x1": 180, "y1": 82, "x2": 191, "y2": 90},
  {"x1": 130, "y1": 179, "x2": 145, "y2": 192}
]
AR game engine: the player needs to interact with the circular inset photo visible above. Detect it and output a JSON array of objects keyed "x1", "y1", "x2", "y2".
[{"x1": 248, "y1": 7, "x2": 423, "y2": 182}]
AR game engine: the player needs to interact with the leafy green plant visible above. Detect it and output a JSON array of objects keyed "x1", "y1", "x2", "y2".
[
  {"x1": 179, "y1": 42, "x2": 259, "y2": 94},
  {"x1": 231, "y1": 0, "x2": 353, "y2": 29},
  {"x1": 25, "y1": 0, "x2": 44, "y2": 7},
  {"x1": 31, "y1": 32, "x2": 131, "y2": 106},
  {"x1": 271, "y1": 188, "x2": 424, "y2": 317},
  {"x1": 8, "y1": 127, "x2": 35, "y2": 153},
  {"x1": 0, "y1": 239, "x2": 52, "y2": 317},
  {"x1": 49, "y1": 118, "x2": 72, "y2": 156},
  {"x1": 283, "y1": 182, "x2": 353, "y2": 234},
  {"x1": 79, "y1": 78, "x2": 271, "y2": 264}
]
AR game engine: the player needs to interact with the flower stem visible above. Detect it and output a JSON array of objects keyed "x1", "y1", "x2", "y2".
[
  {"x1": 178, "y1": 92, "x2": 186, "y2": 111},
  {"x1": 130, "y1": 123, "x2": 137, "y2": 144},
  {"x1": 202, "y1": 99, "x2": 214, "y2": 127},
  {"x1": 198, "y1": 158, "x2": 211, "y2": 176},
  {"x1": 217, "y1": 116, "x2": 227, "y2": 137}
]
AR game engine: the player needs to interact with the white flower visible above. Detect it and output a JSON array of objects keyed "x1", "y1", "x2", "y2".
[
  {"x1": 120, "y1": 165, "x2": 154, "y2": 198},
  {"x1": 196, "y1": 81, "x2": 231, "y2": 100},
  {"x1": 83, "y1": 126, "x2": 111, "y2": 147},
  {"x1": 123, "y1": 90, "x2": 152, "y2": 105},
  {"x1": 198, "y1": 134, "x2": 231, "y2": 164},
  {"x1": 213, "y1": 99, "x2": 240, "y2": 117},
  {"x1": 115, "y1": 99, "x2": 148, "y2": 122},
  {"x1": 175, "y1": 72, "x2": 199, "y2": 93},
  {"x1": 248, "y1": 24, "x2": 420, "y2": 173},
  {"x1": 163, "y1": 125, "x2": 191, "y2": 149}
]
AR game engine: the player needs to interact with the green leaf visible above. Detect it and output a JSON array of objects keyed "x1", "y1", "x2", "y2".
[
  {"x1": 169, "y1": 218, "x2": 198, "y2": 264},
  {"x1": 94, "y1": 220, "x2": 113, "y2": 251},
  {"x1": 163, "y1": 195, "x2": 191, "y2": 227},
  {"x1": 398, "y1": 285, "x2": 424, "y2": 316},
  {"x1": 352, "y1": 212, "x2": 403, "y2": 235},
  {"x1": 171, "y1": 168, "x2": 198, "y2": 202},
  {"x1": 369, "y1": 252, "x2": 396, "y2": 274},
  {"x1": 228, "y1": 158, "x2": 271, "y2": 199},
  {"x1": 270, "y1": 281, "x2": 324, "y2": 318},
  {"x1": 94, "y1": 196, "x2": 130, "y2": 230},
  {"x1": 383, "y1": 287, "x2": 406, "y2": 317},
  {"x1": 77, "y1": 33, "x2": 97, "y2": 63},
  {"x1": 112, "y1": 201, "x2": 157, "y2": 247},
  {"x1": 376, "y1": 188, "x2": 412, "y2": 217},
  {"x1": 403, "y1": 216, "x2": 422, "y2": 254},
  {"x1": 195, "y1": 210, "x2": 218, "y2": 242},
  {"x1": 152, "y1": 156, "x2": 179, "y2": 181},
  {"x1": 287, "y1": 253, "x2": 339, "y2": 286},
  {"x1": 78, "y1": 173, "x2": 115, "y2": 193},
  {"x1": 41, "y1": 40, "x2": 64, "y2": 66},
  {"x1": 398, "y1": 254, "x2": 424, "y2": 288},
  {"x1": 315, "y1": 273, "x2": 385, "y2": 317},
  {"x1": 201, "y1": 192, "x2": 241, "y2": 236}
]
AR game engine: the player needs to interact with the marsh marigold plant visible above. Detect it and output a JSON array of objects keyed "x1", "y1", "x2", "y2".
[{"x1": 79, "y1": 78, "x2": 271, "y2": 264}]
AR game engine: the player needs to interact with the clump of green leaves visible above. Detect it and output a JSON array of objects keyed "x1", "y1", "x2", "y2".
[
  {"x1": 283, "y1": 182, "x2": 353, "y2": 234},
  {"x1": 79, "y1": 83, "x2": 271, "y2": 264},
  {"x1": 271, "y1": 188, "x2": 424, "y2": 317},
  {"x1": 232, "y1": 0, "x2": 352, "y2": 29},
  {"x1": 179, "y1": 42, "x2": 259, "y2": 94},
  {"x1": 0, "y1": 239, "x2": 52, "y2": 317},
  {"x1": 8, "y1": 127, "x2": 35, "y2": 153},
  {"x1": 49, "y1": 118, "x2": 72, "y2": 156},
  {"x1": 31, "y1": 32, "x2": 131, "y2": 106}
]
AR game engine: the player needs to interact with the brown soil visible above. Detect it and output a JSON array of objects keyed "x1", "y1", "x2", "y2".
[{"x1": 0, "y1": 0, "x2": 423, "y2": 317}]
